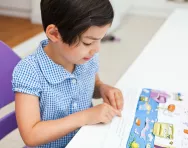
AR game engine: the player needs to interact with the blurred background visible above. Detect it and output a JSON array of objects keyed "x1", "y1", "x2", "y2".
[{"x1": 0, "y1": 0, "x2": 188, "y2": 147}]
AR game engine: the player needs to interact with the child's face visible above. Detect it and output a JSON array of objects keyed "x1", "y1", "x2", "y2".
[{"x1": 56, "y1": 24, "x2": 110, "y2": 65}]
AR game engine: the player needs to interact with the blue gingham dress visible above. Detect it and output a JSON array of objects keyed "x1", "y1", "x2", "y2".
[{"x1": 12, "y1": 39, "x2": 99, "y2": 148}]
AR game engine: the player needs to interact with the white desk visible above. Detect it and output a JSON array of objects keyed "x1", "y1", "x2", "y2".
[{"x1": 66, "y1": 9, "x2": 188, "y2": 148}]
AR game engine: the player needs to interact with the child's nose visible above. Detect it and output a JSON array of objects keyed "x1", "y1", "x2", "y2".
[{"x1": 91, "y1": 43, "x2": 100, "y2": 54}]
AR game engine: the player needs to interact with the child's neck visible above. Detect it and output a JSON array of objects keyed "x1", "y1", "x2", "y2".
[{"x1": 44, "y1": 43, "x2": 75, "y2": 73}]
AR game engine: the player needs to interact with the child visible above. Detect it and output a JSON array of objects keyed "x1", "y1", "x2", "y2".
[{"x1": 12, "y1": 0, "x2": 124, "y2": 147}]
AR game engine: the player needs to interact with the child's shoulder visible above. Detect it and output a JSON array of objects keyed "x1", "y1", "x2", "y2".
[
  {"x1": 13, "y1": 53, "x2": 38, "y2": 77},
  {"x1": 12, "y1": 53, "x2": 42, "y2": 96}
]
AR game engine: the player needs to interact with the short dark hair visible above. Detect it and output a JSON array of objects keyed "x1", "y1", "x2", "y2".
[{"x1": 41, "y1": 0, "x2": 114, "y2": 45}]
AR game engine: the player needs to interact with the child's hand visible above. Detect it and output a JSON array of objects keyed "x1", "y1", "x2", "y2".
[
  {"x1": 85, "y1": 103, "x2": 121, "y2": 125},
  {"x1": 99, "y1": 84, "x2": 124, "y2": 111}
]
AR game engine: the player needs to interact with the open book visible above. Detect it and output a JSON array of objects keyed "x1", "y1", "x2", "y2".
[{"x1": 103, "y1": 88, "x2": 188, "y2": 148}]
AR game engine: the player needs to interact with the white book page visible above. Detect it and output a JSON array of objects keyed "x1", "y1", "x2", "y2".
[{"x1": 103, "y1": 88, "x2": 142, "y2": 148}]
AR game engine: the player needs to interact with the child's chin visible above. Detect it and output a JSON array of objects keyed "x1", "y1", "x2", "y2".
[{"x1": 75, "y1": 60, "x2": 86, "y2": 65}]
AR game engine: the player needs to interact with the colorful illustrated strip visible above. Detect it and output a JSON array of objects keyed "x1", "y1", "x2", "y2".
[{"x1": 126, "y1": 89, "x2": 173, "y2": 148}]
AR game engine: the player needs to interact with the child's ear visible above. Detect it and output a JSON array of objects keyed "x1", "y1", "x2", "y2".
[{"x1": 46, "y1": 24, "x2": 61, "y2": 42}]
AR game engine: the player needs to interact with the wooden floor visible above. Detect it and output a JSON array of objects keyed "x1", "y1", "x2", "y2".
[{"x1": 0, "y1": 15, "x2": 43, "y2": 48}]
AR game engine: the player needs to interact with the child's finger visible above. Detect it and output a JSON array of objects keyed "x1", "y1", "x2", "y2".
[
  {"x1": 118, "y1": 91, "x2": 124, "y2": 103},
  {"x1": 103, "y1": 96, "x2": 111, "y2": 105},
  {"x1": 108, "y1": 104, "x2": 121, "y2": 117},
  {"x1": 109, "y1": 95, "x2": 117, "y2": 110},
  {"x1": 115, "y1": 92, "x2": 123, "y2": 110}
]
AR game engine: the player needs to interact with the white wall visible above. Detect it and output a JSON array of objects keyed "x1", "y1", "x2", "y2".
[
  {"x1": 31, "y1": 0, "x2": 41, "y2": 24},
  {"x1": 109, "y1": 0, "x2": 132, "y2": 33},
  {"x1": 0, "y1": 0, "x2": 31, "y2": 18},
  {"x1": 0, "y1": 0, "x2": 30, "y2": 9},
  {"x1": 130, "y1": 0, "x2": 188, "y2": 17}
]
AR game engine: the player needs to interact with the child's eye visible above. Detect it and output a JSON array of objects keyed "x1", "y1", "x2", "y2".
[{"x1": 83, "y1": 42, "x2": 92, "y2": 46}]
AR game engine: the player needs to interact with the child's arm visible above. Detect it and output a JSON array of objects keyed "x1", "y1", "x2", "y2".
[
  {"x1": 93, "y1": 73, "x2": 104, "y2": 98},
  {"x1": 15, "y1": 92, "x2": 120, "y2": 147}
]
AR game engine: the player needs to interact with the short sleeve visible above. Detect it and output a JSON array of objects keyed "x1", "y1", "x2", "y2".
[{"x1": 12, "y1": 59, "x2": 42, "y2": 97}]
